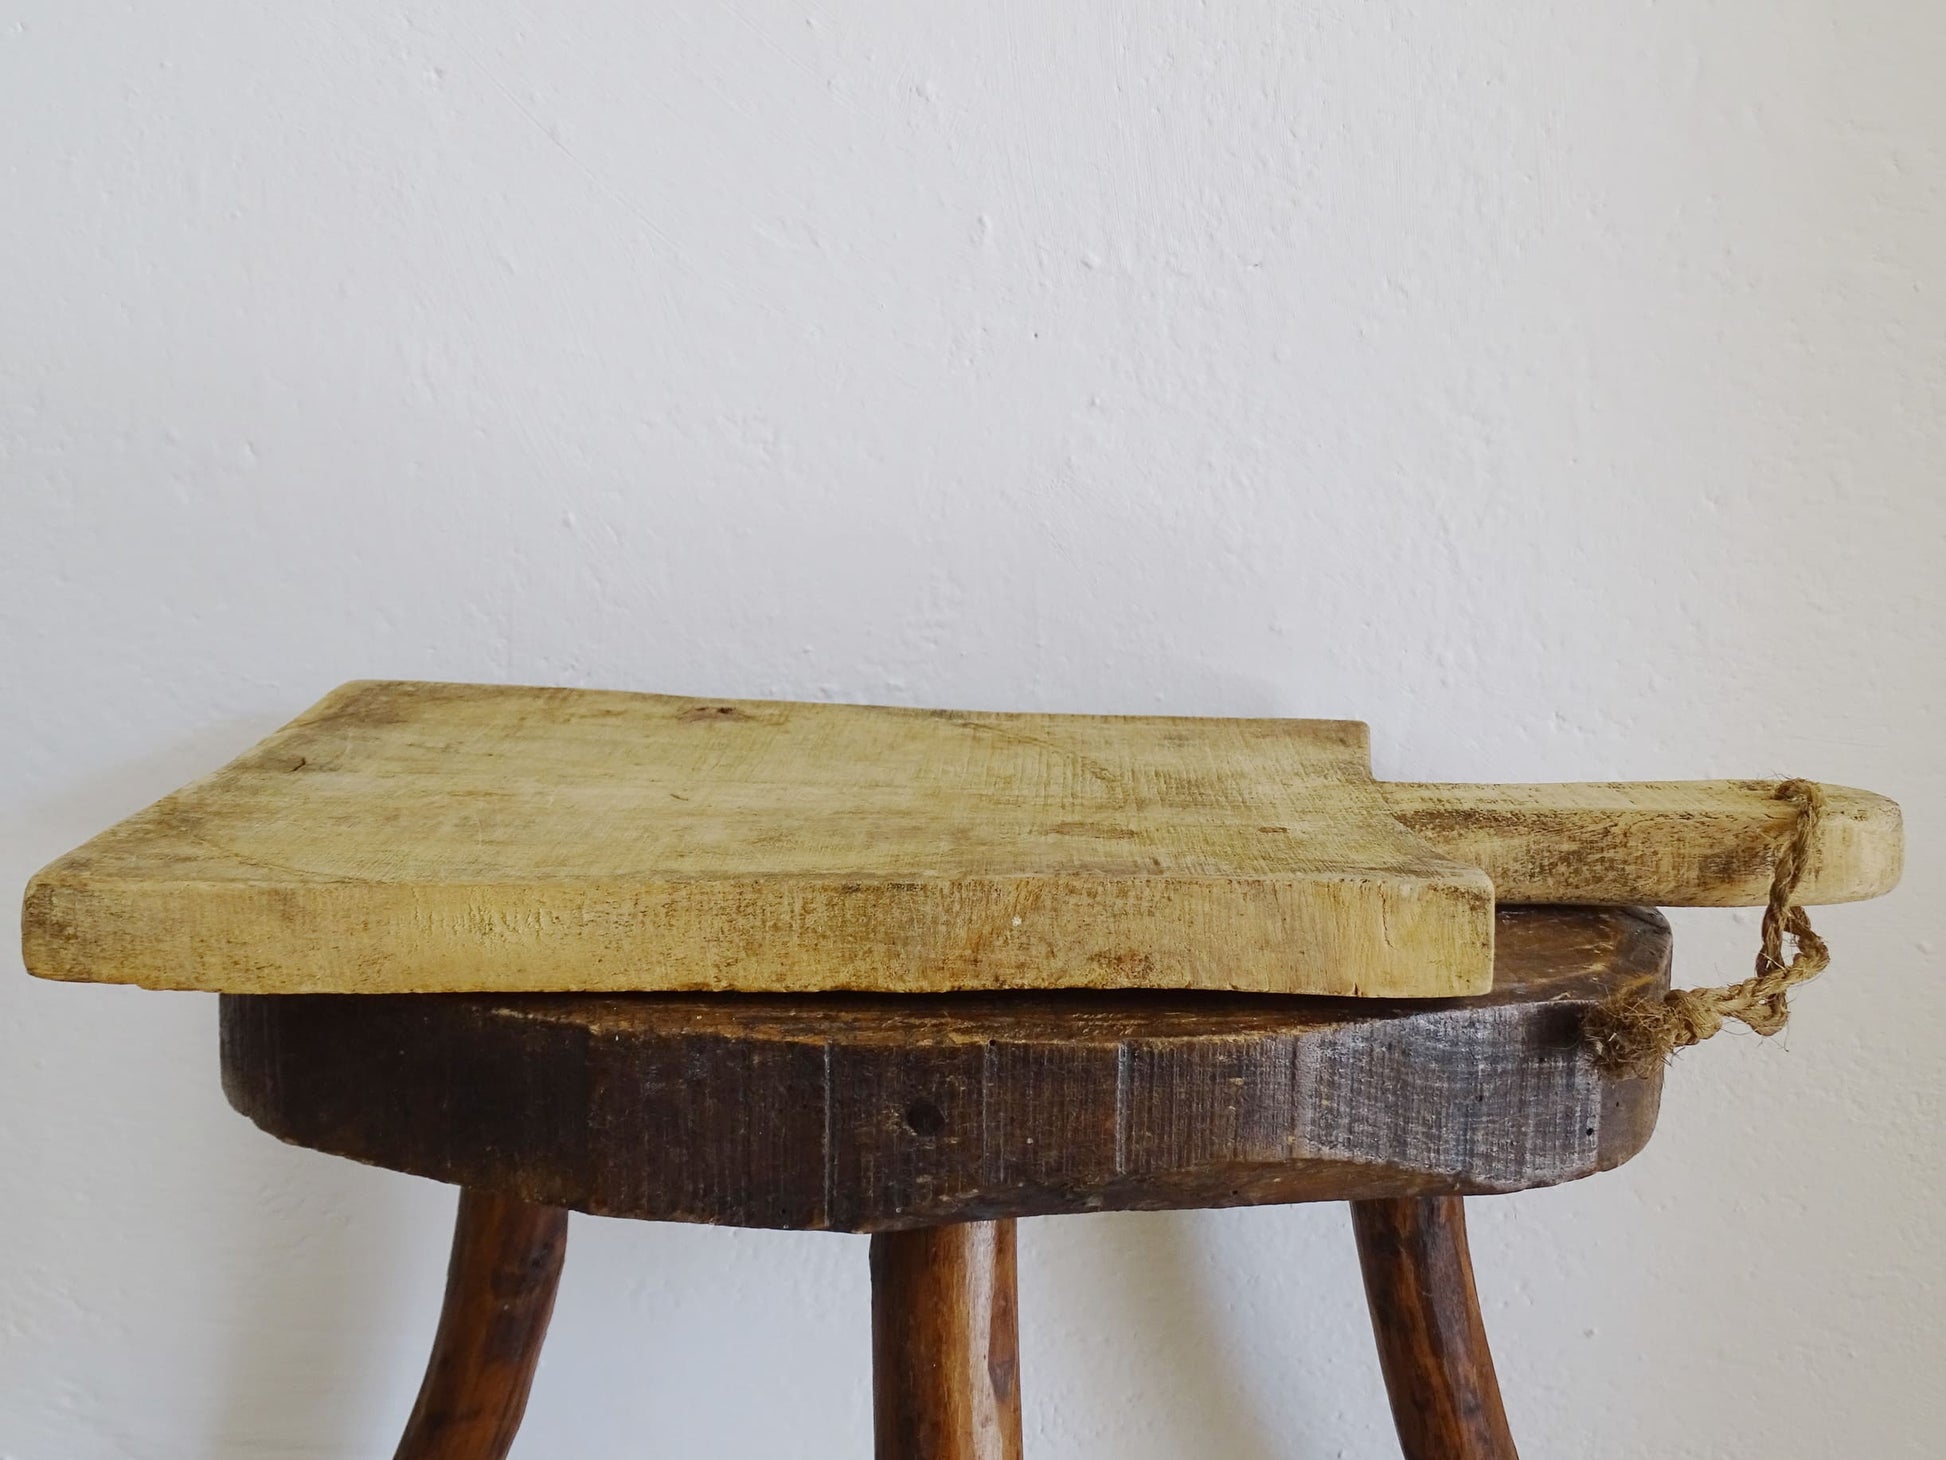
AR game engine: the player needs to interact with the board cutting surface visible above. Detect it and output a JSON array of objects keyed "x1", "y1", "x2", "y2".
[{"x1": 23, "y1": 680, "x2": 1496, "y2": 997}]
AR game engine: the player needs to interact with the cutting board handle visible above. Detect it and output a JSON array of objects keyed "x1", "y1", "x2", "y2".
[{"x1": 1379, "y1": 780, "x2": 1903, "y2": 907}]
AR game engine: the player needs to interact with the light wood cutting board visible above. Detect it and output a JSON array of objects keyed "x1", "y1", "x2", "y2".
[{"x1": 20, "y1": 680, "x2": 1902, "y2": 997}]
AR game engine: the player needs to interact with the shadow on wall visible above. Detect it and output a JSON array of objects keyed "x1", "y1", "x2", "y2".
[
  {"x1": 8, "y1": 714, "x2": 436, "y2": 1459},
  {"x1": 200, "y1": 1160, "x2": 434, "y2": 1460},
  {"x1": 1031, "y1": 1209, "x2": 1296, "y2": 1460}
]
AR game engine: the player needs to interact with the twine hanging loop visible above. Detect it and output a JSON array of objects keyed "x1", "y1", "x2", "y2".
[{"x1": 1586, "y1": 779, "x2": 1832, "y2": 1079}]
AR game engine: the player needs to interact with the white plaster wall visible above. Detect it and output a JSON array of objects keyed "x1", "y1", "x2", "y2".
[{"x1": 4, "y1": 3, "x2": 1942, "y2": 1455}]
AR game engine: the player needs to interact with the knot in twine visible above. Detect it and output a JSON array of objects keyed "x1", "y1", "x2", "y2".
[{"x1": 1585, "y1": 779, "x2": 1832, "y2": 1079}]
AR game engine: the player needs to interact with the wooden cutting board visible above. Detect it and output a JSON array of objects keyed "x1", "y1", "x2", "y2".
[{"x1": 21, "y1": 680, "x2": 1902, "y2": 998}]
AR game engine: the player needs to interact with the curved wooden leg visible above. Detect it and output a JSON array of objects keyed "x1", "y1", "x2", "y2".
[
  {"x1": 394, "y1": 1189, "x2": 569, "y2": 1460},
  {"x1": 870, "y1": 1219, "x2": 1023, "y2": 1460},
  {"x1": 1351, "y1": 1196, "x2": 1518, "y2": 1460}
]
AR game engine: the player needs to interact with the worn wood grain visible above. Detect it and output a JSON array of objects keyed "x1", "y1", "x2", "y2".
[
  {"x1": 872, "y1": 1221, "x2": 1022, "y2": 1460},
  {"x1": 221, "y1": 907, "x2": 1669, "y2": 1233},
  {"x1": 393, "y1": 1189, "x2": 566, "y2": 1460},
  {"x1": 22, "y1": 679, "x2": 1900, "y2": 998},
  {"x1": 1381, "y1": 779, "x2": 1901, "y2": 907},
  {"x1": 23, "y1": 679, "x2": 1490, "y2": 998},
  {"x1": 1353, "y1": 1196, "x2": 1518, "y2": 1460}
]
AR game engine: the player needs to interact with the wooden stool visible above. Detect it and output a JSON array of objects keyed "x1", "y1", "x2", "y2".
[{"x1": 220, "y1": 906, "x2": 1668, "y2": 1459}]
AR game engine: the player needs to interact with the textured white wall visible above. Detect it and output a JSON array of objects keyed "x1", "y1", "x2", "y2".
[{"x1": 4, "y1": 3, "x2": 1942, "y2": 1456}]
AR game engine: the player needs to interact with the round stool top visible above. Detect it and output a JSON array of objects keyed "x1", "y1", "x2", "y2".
[{"x1": 221, "y1": 906, "x2": 1668, "y2": 1233}]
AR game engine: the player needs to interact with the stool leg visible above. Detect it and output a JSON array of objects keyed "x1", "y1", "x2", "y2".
[
  {"x1": 393, "y1": 1188, "x2": 568, "y2": 1460},
  {"x1": 1351, "y1": 1196, "x2": 1519, "y2": 1460},
  {"x1": 870, "y1": 1219, "x2": 1023, "y2": 1460}
]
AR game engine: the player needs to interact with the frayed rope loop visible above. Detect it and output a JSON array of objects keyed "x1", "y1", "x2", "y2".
[{"x1": 1585, "y1": 779, "x2": 1832, "y2": 1079}]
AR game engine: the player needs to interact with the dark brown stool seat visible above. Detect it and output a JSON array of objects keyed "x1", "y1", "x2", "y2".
[{"x1": 220, "y1": 905, "x2": 1670, "y2": 1459}]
